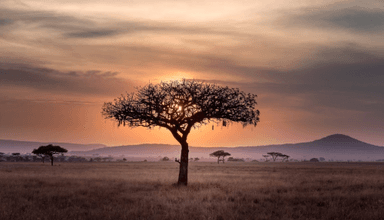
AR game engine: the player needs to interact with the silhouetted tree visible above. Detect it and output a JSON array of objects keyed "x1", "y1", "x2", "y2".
[
  {"x1": 319, "y1": 157, "x2": 325, "y2": 162},
  {"x1": 310, "y1": 158, "x2": 319, "y2": 162},
  {"x1": 161, "y1": 156, "x2": 170, "y2": 161},
  {"x1": 281, "y1": 154, "x2": 290, "y2": 162},
  {"x1": 210, "y1": 150, "x2": 231, "y2": 164},
  {"x1": 262, "y1": 154, "x2": 270, "y2": 162},
  {"x1": 227, "y1": 157, "x2": 245, "y2": 162},
  {"x1": 32, "y1": 150, "x2": 47, "y2": 163},
  {"x1": 194, "y1": 157, "x2": 200, "y2": 162},
  {"x1": 32, "y1": 144, "x2": 68, "y2": 166},
  {"x1": 267, "y1": 152, "x2": 284, "y2": 162},
  {"x1": 102, "y1": 79, "x2": 259, "y2": 185}
]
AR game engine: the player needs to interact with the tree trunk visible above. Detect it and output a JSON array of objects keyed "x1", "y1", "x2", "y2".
[
  {"x1": 50, "y1": 155, "x2": 54, "y2": 166},
  {"x1": 177, "y1": 141, "x2": 189, "y2": 186}
]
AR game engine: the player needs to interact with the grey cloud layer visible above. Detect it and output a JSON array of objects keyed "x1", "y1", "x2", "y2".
[
  {"x1": 277, "y1": 5, "x2": 384, "y2": 33},
  {"x1": 0, "y1": 8, "x2": 246, "y2": 39},
  {"x1": 189, "y1": 44, "x2": 384, "y2": 116},
  {"x1": 0, "y1": 63, "x2": 131, "y2": 97}
]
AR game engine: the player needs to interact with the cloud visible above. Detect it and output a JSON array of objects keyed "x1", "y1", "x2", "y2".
[
  {"x1": 277, "y1": 5, "x2": 384, "y2": 33},
  {"x1": 325, "y1": 7, "x2": 384, "y2": 32},
  {"x1": 0, "y1": 7, "x2": 247, "y2": 40},
  {"x1": 0, "y1": 63, "x2": 133, "y2": 97},
  {"x1": 65, "y1": 29, "x2": 121, "y2": 38},
  {"x1": 187, "y1": 43, "x2": 384, "y2": 117},
  {"x1": 0, "y1": 18, "x2": 12, "y2": 26}
]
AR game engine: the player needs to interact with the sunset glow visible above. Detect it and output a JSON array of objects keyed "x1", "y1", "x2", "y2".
[{"x1": 1, "y1": 0, "x2": 383, "y2": 147}]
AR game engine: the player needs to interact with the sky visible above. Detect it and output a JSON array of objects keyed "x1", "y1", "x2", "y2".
[{"x1": 1, "y1": 0, "x2": 383, "y2": 147}]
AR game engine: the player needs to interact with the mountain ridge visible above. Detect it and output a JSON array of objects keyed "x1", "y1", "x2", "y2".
[{"x1": 1, "y1": 134, "x2": 383, "y2": 161}]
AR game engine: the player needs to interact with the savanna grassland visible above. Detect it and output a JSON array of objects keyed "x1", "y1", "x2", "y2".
[{"x1": 1, "y1": 162, "x2": 384, "y2": 220}]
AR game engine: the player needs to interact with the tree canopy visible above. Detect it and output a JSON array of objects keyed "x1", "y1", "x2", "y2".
[
  {"x1": 267, "y1": 152, "x2": 290, "y2": 162},
  {"x1": 102, "y1": 79, "x2": 259, "y2": 185},
  {"x1": 210, "y1": 150, "x2": 231, "y2": 164},
  {"x1": 32, "y1": 144, "x2": 68, "y2": 166}
]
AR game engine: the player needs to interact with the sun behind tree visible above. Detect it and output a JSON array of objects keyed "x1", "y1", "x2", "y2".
[{"x1": 102, "y1": 79, "x2": 260, "y2": 186}]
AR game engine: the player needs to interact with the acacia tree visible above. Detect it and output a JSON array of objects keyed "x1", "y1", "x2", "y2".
[
  {"x1": 281, "y1": 154, "x2": 290, "y2": 162},
  {"x1": 267, "y1": 152, "x2": 290, "y2": 162},
  {"x1": 33, "y1": 151, "x2": 47, "y2": 163},
  {"x1": 262, "y1": 154, "x2": 270, "y2": 162},
  {"x1": 210, "y1": 150, "x2": 231, "y2": 164},
  {"x1": 102, "y1": 79, "x2": 259, "y2": 186},
  {"x1": 32, "y1": 144, "x2": 68, "y2": 166},
  {"x1": 267, "y1": 152, "x2": 283, "y2": 162}
]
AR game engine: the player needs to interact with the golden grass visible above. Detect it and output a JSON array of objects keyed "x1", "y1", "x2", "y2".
[{"x1": 1, "y1": 162, "x2": 384, "y2": 220}]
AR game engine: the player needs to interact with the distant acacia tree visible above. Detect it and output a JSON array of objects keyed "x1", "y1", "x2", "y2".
[
  {"x1": 32, "y1": 150, "x2": 47, "y2": 163},
  {"x1": 227, "y1": 157, "x2": 245, "y2": 162},
  {"x1": 32, "y1": 144, "x2": 68, "y2": 166},
  {"x1": 267, "y1": 152, "x2": 283, "y2": 162},
  {"x1": 310, "y1": 158, "x2": 319, "y2": 162},
  {"x1": 281, "y1": 154, "x2": 290, "y2": 162},
  {"x1": 262, "y1": 154, "x2": 270, "y2": 162},
  {"x1": 266, "y1": 152, "x2": 290, "y2": 162},
  {"x1": 210, "y1": 150, "x2": 231, "y2": 164},
  {"x1": 102, "y1": 79, "x2": 259, "y2": 186},
  {"x1": 161, "y1": 156, "x2": 170, "y2": 161}
]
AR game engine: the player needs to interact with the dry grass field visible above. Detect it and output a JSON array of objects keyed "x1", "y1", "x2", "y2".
[{"x1": 1, "y1": 161, "x2": 384, "y2": 220}]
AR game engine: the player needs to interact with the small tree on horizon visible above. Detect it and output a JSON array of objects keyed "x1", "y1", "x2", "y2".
[
  {"x1": 267, "y1": 152, "x2": 284, "y2": 162},
  {"x1": 102, "y1": 79, "x2": 259, "y2": 186},
  {"x1": 210, "y1": 150, "x2": 231, "y2": 164},
  {"x1": 32, "y1": 144, "x2": 68, "y2": 166},
  {"x1": 262, "y1": 154, "x2": 270, "y2": 162},
  {"x1": 281, "y1": 154, "x2": 290, "y2": 162},
  {"x1": 161, "y1": 156, "x2": 170, "y2": 161}
]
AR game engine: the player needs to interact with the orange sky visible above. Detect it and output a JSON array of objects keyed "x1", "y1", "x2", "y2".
[{"x1": 1, "y1": 0, "x2": 384, "y2": 147}]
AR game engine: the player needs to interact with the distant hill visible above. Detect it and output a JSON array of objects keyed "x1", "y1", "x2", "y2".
[
  {"x1": 0, "y1": 139, "x2": 106, "y2": 154},
  {"x1": 1, "y1": 134, "x2": 383, "y2": 161},
  {"x1": 70, "y1": 134, "x2": 384, "y2": 161}
]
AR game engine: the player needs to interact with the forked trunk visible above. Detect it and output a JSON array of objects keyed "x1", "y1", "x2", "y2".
[{"x1": 177, "y1": 142, "x2": 189, "y2": 186}]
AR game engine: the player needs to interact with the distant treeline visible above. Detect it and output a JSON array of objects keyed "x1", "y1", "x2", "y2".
[{"x1": 0, "y1": 153, "x2": 89, "y2": 163}]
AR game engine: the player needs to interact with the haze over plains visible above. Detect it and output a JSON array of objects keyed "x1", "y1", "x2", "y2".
[{"x1": 1, "y1": 0, "x2": 383, "y2": 147}]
